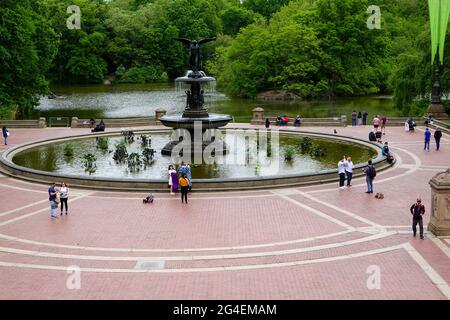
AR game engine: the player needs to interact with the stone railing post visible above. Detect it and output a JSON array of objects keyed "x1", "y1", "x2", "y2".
[
  {"x1": 155, "y1": 108, "x2": 167, "y2": 122},
  {"x1": 38, "y1": 117, "x2": 47, "y2": 128},
  {"x1": 251, "y1": 107, "x2": 265, "y2": 125},
  {"x1": 428, "y1": 169, "x2": 450, "y2": 236},
  {"x1": 71, "y1": 117, "x2": 79, "y2": 128},
  {"x1": 340, "y1": 115, "x2": 347, "y2": 127}
]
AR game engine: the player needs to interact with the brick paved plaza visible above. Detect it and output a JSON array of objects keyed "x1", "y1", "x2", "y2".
[{"x1": 0, "y1": 124, "x2": 449, "y2": 300}]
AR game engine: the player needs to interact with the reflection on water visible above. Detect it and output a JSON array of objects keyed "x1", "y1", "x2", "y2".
[
  {"x1": 31, "y1": 83, "x2": 399, "y2": 122},
  {"x1": 13, "y1": 133, "x2": 377, "y2": 179}
]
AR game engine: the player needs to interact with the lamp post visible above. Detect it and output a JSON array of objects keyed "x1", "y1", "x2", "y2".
[{"x1": 427, "y1": 0, "x2": 450, "y2": 119}]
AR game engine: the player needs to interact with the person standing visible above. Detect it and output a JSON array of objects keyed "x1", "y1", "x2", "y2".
[
  {"x1": 351, "y1": 111, "x2": 357, "y2": 127},
  {"x1": 424, "y1": 128, "x2": 432, "y2": 152},
  {"x1": 410, "y1": 198, "x2": 425, "y2": 239},
  {"x1": 344, "y1": 157, "x2": 354, "y2": 187},
  {"x1": 373, "y1": 115, "x2": 380, "y2": 132},
  {"x1": 168, "y1": 165, "x2": 177, "y2": 195},
  {"x1": 59, "y1": 182, "x2": 69, "y2": 215},
  {"x1": 2, "y1": 126, "x2": 9, "y2": 145},
  {"x1": 434, "y1": 128, "x2": 442, "y2": 151},
  {"x1": 265, "y1": 118, "x2": 270, "y2": 129},
  {"x1": 362, "y1": 111, "x2": 369, "y2": 126},
  {"x1": 48, "y1": 182, "x2": 58, "y2": 219},
  {"x1": 357, "y1": 112, "x2": 362, "y2": 126},
  {"x1": 179, "y1": 173, "x2": 190, "y2": 204},
  {"x1": 363, "y1": 160, "x2": 376, "y2": 194},
  {"x1": 338, "y1": 157, "x2": 346, "y2": 190},
  {"x1": 381, "y1": 115, "x2": 388, "y2": 135},
  {"x1": 178, "y1": 161, "x2": 193, "y2": 191}
]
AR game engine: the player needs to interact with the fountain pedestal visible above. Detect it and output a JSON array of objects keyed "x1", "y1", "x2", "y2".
[{"x1": 160, "y1": 40, "x2": 232, "y2": 158}]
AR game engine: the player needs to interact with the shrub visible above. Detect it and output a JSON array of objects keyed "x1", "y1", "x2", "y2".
[
  {"x1": 283, "y1": 146, "x2": 296, "y2": 161},
  {"x1": 82, "y1": 153, "x2": 97, "y2": 174},
  {"x1": 113, "y1": 142, "x2": 128, "y2": 163},
  {"x1": 127, "y1": 153, "x2": 142, "y2": 172},
  {"x1": 63, "y1": 143, "x2": 74, "y2": 157},
  {"x1": 97, "y1": 137, "x2": 108, "y2": 151}
]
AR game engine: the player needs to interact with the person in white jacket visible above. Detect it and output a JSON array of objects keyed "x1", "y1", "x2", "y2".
[
  {"x1": 338, "y1": 157, "x2": 346, "y2": 189},
  {"x1": 59, "y1": 182, "x2": 69, "y2": 215},
  {"x1": 344, "y1": 157, "x2": 354, "y2": 187}
]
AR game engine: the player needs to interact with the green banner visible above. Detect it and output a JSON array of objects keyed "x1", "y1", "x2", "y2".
[{"x1": 429, "y1": 0, "x2": 450, "y2": 64}]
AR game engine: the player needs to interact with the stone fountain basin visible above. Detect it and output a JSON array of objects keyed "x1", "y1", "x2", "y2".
[
  {"x1": 160, "y1": 114, "x2": 232, "y2": 130},
  {"x1": 0, "y1": 128, "x2": 393, "y2": 192}
]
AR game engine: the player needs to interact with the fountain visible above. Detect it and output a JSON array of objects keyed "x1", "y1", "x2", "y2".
[{"x1": 159, "y1": 37, "x2": 232, "y2": 156}]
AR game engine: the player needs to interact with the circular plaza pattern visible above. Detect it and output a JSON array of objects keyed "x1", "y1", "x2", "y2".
[{"x1": 0, "y1": 124, "x2": 449, "y2": 299}]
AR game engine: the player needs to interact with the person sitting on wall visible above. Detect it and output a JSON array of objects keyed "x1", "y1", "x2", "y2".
[
  {"x1": 369, "y1": 131, "x2": 377, "y2": 142},
  {"x1": 283, "y1": 115, "x2": 289, "y2": 125},
  {"x1": 276, "y1": 116, "x2": 284, "y2": 126},
  {"x1": 91, "y1": 120, "x2": 106, "y2": 132},
  {"x1": 294, "y1": 115, "x2": 301, "y2": 127},
  {"x1": 382, "y1": 142, "x2": 394, "y2": 164}
]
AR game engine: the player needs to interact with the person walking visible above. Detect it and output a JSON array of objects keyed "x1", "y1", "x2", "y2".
[
  {"x1": 265, "y1": 118, "x2": 270, "y2": 129},
  {"x1": 351, "y1": 111, "x2": 357, "y2": 127},
  {"x1": 381, "y1": 115, "x2": 388, "y2": 135},
  {"x1": 338, "y1": 157, "x2": 346, "y2": 190},
  {"x1": 2, "y1": 126, "x2": 9, "y2": 145},
  {"x1": 434, "y1": 128, "x2": 442, "y2": 151},
  {"x1": 168, "y1": 165, "x2": 178, "y2": 195},
  {"x1": 363, "y1": 160, "x2": 376, "y2": 194},
  {"x1": 345, "y1": 157, "x2": 354, "y2": 187},
  {"x1": 424, "y1": 128, "x2": 432, "y2": 152},
  {"x1": 48, "y1": 182, "x2": 58, "y2": 219},
  {"x1": 410, "y1": 198, "x2": 425, "y2": 239},
  {"x1": 362, "y1": 111, "x2": 369, "y2": 126},
  {"x1": 59, "y1": 182, "x2": 69, "y2": 215},
  {"x1": 179, "y1": 173, "x2": 190, "y2": 204},
  {"x1": 357, "y1": 112, "x2": 362, "y2": 126}
]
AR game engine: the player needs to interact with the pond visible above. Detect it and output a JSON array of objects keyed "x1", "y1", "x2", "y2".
[
  {"x1": 12, "y1": 131, "x2": 377, "y2": 180},
  {"x1": 32, "y1": 83, "x2": 401, "y2": 123}
]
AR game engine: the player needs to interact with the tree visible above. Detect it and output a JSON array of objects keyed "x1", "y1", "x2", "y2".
[{"x1": 0, "y1": 0, "x2": 58, "y2": 118}]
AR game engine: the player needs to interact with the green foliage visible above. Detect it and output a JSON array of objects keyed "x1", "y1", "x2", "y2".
[
  {"x1": 127, "y1": 152, "x2": 142, "y2": 171},
  {"x1": 242, "y1": 0, "x2": 290, "y2": 18},
  {"x1": 300, "y1": 137, "x2": 326, "y2": 157},
  {"x1": 142, "y1": 148, "x2": 156, "y2": 163},
  {"x1": 283, "y1": 146, "x2": 296, "y2": 161},
  {"x1": 97, "y1": 137, "x2": 109, "y2": 151},
  {"x1": 113, "y1": 141, "x2": 128, "y2": 162},
  {"x1": 300, "y1": 137, "x2": 313, "y2": 153},
  {"x1": 139, "y1": 135, "x2": 151, "y2": 148},
  {"x1": 0, "y1": 0, "x2": 59, "y2": 118},
  {"x1": 82, "y1": 153, "x2": 97, "y2": 174},
  {"x1": 122, "y1": 130, "x2": 135, "y2": 143},
  {"x1": 215, "y1": 0, "x2": 393, "y2": 99},
  {"x1": 63, "y1": 143, "x2": 74, "y2": 157}
]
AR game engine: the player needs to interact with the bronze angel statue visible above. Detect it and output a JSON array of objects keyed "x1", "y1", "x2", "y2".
[{"x1": 174, "y1": 37, "x2": 216, "y2": 73}]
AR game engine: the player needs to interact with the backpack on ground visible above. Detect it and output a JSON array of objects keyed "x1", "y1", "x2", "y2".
[{"x1": 143, "y1": 193, "x2": 154, "y2": 203}]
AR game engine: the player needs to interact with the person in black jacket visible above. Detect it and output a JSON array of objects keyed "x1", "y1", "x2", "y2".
[
  {"x1": 410, "y1": 198, "x2": 425, "y2": 239},
  {"x1": 434, "y1": 129, "x2": 442, "y2": 151},
  {"x1": 265, "y1": 118, "x2": 270, "y2": 129},
  {"x1": 2, "y1": 126, "x2": 8, "y2": 145}
]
